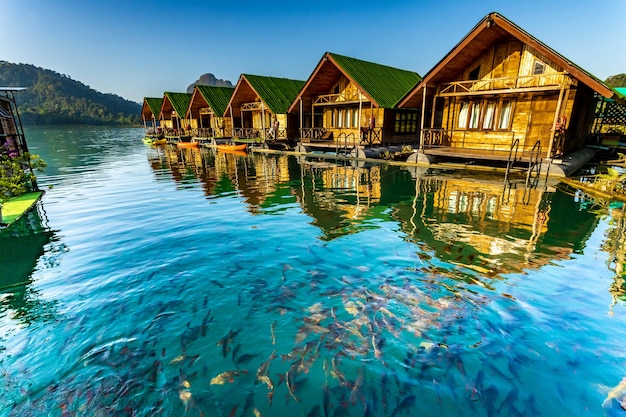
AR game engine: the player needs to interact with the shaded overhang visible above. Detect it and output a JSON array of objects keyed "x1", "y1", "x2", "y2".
[{"x1": 399, "y1": 12, "x2": 616, "y2": 108}]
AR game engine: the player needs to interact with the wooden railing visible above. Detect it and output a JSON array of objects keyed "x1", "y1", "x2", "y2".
[
  {"x1": 439, "y1": 72, "x2": 571, "y2": 95},
  {"x1": 421, "y1": 128, "x2": 447, "y2": 147},
  {"x1": 314, "y1": 91, "x2": 363, "y2": 104},
  {"x1": 233, "y1": 127, "x2": 261, "y2": 138},
  {"x1": 241, "y1": 102, "x2": 265, "y2": 111},
  {"x1": 300, "y1": 128, "x2": 328, "y2": 140},
  {"x1": 359, "y1": 127, "x2": 382, "y2": 145}
]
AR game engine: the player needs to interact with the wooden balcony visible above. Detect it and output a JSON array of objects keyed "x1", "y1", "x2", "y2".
[
  {"x1": 313, "y1": 91, "x2": 365, "y2": 105},
  {"x1": 438, "y1": 72, "x2": 572, "y2": 97}
]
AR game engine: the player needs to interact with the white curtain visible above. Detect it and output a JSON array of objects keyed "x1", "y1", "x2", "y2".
[
  {"x1": 469, "y1": 103, "x2": 481, "y2": 129},
  {"x1": 458, "y1": 102, "x2": 469, "y2": 128},
  {"x1": 498, "y1": 101, "x2": 512, "y2": 129},
  {"x1": 482, "y1": 102, "x2": 495, "y2": 129}
]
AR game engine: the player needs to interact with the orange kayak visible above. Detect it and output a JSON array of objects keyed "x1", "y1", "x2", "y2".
[
  {"x1": 217, "y1": 144, "x2": 247, "y2": 152},
  {"x1": 177, "y1": 141, "x2": 199, "y2": 148}
]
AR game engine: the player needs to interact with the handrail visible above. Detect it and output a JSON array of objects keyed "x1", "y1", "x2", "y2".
[
  {"x1": 504, "y1": 137, "x2": 519, "y2": 184},
  {"x1": 439, "y1": 72, "x2": 571, "y2": 95},
  {"x1": 300, "y1": 127, "x2": 327, "y2": 140},
  {"x1": 525, "y1": 140, "x2": 543, "y2": 193},
  {"x1": 314, "y1": 91, "x2": 362, "y2": 105}
]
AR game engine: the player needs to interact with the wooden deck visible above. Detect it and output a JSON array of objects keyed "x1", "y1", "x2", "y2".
[{"x1": 423, "y1": 146, "x2": 538, "y2": 163}]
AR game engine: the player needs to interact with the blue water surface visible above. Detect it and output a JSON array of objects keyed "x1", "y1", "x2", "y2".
[{"x1": 1, "y1": 126, "x2": 626, "y2": 416}]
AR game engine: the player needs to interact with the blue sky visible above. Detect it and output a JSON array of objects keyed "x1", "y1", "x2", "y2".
[{"x1": 5, "y1": 0, "x2": 626, "y2": 103}]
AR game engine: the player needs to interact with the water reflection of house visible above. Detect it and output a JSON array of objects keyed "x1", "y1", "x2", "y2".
[
  {"x1": 394, "y1": 170, "x2": 599, "y2": 275},
  {"x1": 159, "y1": 92, "x2": 193, "y2": 141},
  {"x1": 141, "y1": 97, "x2": 163, "y2": 136},
  {"x1": 225, "y1": 74, "x2": 305, "y2": 144},
  {"x1": 400, "y1": 13, "x2": 624, "y2": 175},
  {"x1": 290, "y1": 52, "x2": 421, "y2": 152},
  {"x1": 186, "y1": 86, "x2": 235, "y2": 141}
]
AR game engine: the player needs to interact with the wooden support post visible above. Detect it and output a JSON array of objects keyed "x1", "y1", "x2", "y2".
[
  {"x1": 420, "y1": 84, "x2": 427, "y2": 151},
  {"x1": 230, "y1": 104, "x2": 234, "y2": 137},
  {"x1": 546, "y1": 77, "x2": 567, "y2": 159},
  {"x1": 430, "y1": 86, "x2": 438, "y2": 129},
  {"x1": 299, "y1": 98, "x2": 303, "y2": 139}
]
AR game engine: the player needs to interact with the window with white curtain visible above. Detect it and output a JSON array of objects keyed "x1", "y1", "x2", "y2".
[
  {"x1": 482, "y1": 102, "x2": 495, "y2": 129},
  {"x1": 458, "y1": 102, "x2": 469, "y2": 128},
  {"x1": 468, "y1": 102, "x2": 481, "y2": 129},
  {"x1": 498, "y1": 101, "x2": 513, "y2": 129}
]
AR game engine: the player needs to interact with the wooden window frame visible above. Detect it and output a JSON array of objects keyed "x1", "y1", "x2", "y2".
[
  {"x1": 533, "y1": 60, "x2": 546, "y2": 75},
  {"x1": 395, "y1": 110, "x2": 418, "y2": 134},
  {"x1": 495, "y1": 99, "x2": 515, "y2": 131},
  {"x1": 456, "y1": 98, "x2": 514, "y2": 131}
]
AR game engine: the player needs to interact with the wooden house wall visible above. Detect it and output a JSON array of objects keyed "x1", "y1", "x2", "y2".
[
  {"x1": 437, "y1": 40, "x2": 599, "y2": 155},
  {"x1": 211, "y1": 116, "x2": 233, "y2": 137}
]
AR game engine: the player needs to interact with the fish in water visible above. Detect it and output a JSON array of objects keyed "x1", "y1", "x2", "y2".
[
  {"x1": 271, "y1": 320, "x2": 277, "y2": 345},
  {"x1": 307, "y1": 404, "x2": 322, "y2": 417},
  {"x1": 217, "y1": 328, "x2": 242, "y2": 358},
  {"x1": 389, "y1": 394, "x2": 416, "y2": 417},
  {"x1": 286, "y1": 367, "x2": 301, "y2": 403},
  {"x1": 257, "y1": 350, "x2": 276, "y2": 405},
  {"x1": 210, "y1": 369, "x2": 248, "y2": 385},
  {"x1": 470, "y1": 369, "x2": 484, "y2": 401},
  {"x1": 235, "y1": 353, "x2": 260, "y2": 365},
  {"x1": 603, "y1": 377, "x2": 626, "y2": 417}
]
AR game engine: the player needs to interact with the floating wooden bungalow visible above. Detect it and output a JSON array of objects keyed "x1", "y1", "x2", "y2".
[
  {"x1": 290, "y1": 52, "x2": 421, "y2": 154},
  {"x1": 159, "y1": 92, "x2": 193, "y2": 142},
  {"x1": 0, "y1": 87, "x2": 30, "y2": 159},
  {"x1": 186, "y1": 85, "x2": 235, "y2": 142},
  {"x1": 0, "y1": 87, "x2": 43, "y2": 226},
  {"x1": 399, "y1": 12, "x2": 626, "y2": 176},
  {"x1": 141, "y1": 97, "x2": 163, "y2": 138},
  {"x1": 224, "y1": 74, "x2": 305, "y2": 144}
]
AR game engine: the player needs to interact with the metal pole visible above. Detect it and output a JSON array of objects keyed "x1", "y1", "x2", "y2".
[{"x1": 420, "y1": 84, "x2": 427, "y2": 151}]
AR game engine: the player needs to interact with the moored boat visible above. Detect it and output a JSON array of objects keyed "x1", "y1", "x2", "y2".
[
  {"x1": 176, "y1": 140, "x2": 199, "y2": 148},
  {"x1": 216, "y1": 143, "x2": 247, "y2": 152}
]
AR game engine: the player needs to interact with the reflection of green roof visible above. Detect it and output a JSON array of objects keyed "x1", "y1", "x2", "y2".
[
  {"x1": 329, "y1": 52, "x2": 421, "y2": 108},
  {"x1": 243, "y1": 74, "x2": 305, "y2": 114},
  {"x1": 195, "y1": 85, "x2": 234, "y2": 117},
  {"x1": 144, "y1": 97, "x2": 163, "y2": 117},
  {"x1": 164, "y1": 92, "x2": 192, "y2": 117}
]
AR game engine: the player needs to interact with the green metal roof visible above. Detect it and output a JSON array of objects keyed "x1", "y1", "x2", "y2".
[
  {"x1": 243, "y1": 74, "x2": 305, "y2": 114},
  {"x1": 195, "y1": 85, "x2": 234, "y2": 117},
  {"x1": 164, "y1": 92, "x2": 192, "y2": 117},
  {"x1": 328, "y1": 52, "x2": 421, "y2": 108},
  {"x1": 615, "y1": 87, "x2": 626, "y2": 100},
  {"x1": 144, "y1": 97, "x2": 163, "y2": 117}
]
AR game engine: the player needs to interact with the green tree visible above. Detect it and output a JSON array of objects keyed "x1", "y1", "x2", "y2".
[{"x1": 605, "y1": 74, "x2": 626, "y2": 88}]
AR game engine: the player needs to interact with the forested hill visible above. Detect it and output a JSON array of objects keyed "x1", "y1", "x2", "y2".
[{"x1": 0, "y1": 61, "x2": 140, "y2": 125}]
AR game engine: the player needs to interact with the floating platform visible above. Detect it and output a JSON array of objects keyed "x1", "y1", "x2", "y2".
[{"x1": 2, "y1": 191, "x2": 44, "y2": 228}]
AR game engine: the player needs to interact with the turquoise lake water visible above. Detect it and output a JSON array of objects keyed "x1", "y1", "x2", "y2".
[{"x1": 2, "y1": 126, "x2": 626, "y2": 416}]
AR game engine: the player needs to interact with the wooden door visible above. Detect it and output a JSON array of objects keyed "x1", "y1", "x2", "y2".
[{"x1": 526, "y1": 95, "x2": 558, "y2": 154}]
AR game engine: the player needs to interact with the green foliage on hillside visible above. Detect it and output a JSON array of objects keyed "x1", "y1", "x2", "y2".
[
  {"x1": 0, "y1": 61, "x2": 141, "y2": 126},
  {"x1": 606, "y1": 74, "x2": 626, "y2": 89}
]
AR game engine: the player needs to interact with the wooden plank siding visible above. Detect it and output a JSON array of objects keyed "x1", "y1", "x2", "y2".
[
  {"x1": 399, "y1": 12, "x2": 618, "y2": 162},
  {"x1": 426, "y1": 39, "x2": 581, "y2": 157}
]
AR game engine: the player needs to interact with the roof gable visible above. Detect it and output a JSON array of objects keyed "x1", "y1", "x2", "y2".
[
  {"x1": 191, "y1": 85, "x2": 234, "y2": 117},
  {"x1": 400, "y1": 12, "x2": 615, "y2": 108},
  {"x1": 142, "y1": 97, "x2": 162, "y2": 119},
  {"x1": 161, "y1": 92, "x2": 192, "y2": 119},
  {"x1": 242, "y1": 74, "x2": 305, "y2": 114},
  {"x1": 328, "y1": 53, "x2": 421, "y2": 108},
  {"x1": 289, "y1": 52, "x2": 421, "y2": 112}
]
